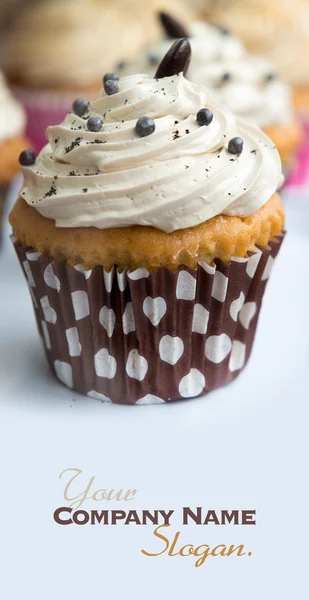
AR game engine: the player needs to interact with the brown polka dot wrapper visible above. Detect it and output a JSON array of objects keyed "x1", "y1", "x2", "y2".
[{"x1": 12, "y1": 234, "x2": 284, "y2": 404}]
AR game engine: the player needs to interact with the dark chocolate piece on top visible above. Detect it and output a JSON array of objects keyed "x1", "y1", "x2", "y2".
[{"x1": 155, "y1": 38, "x2": 191, "y2": 79}]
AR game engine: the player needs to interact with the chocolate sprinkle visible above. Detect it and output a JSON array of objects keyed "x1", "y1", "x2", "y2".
[
  {"x1": 65, "y1": 137, "x2": 82, "y2": 154},
  {"x1": 104, "y1": 79, "x2": 119, "y2": 96},
  {"x1": 196, "y1": 108, "x2": 213, "y2": 126},
  {"x1": 87, "y1": 117, "x2": 103, "y2": 132},
  {"x1": 148, "y1": 52, "x2": 159, "y2": 65},
  {"x1": 19, "y1": 149, "x2": 36, "y2": 166},
  {"x1": 135, "y1": 116, "x2": 156, "y2": 137},
  {"x1": 103, "y1": 72, "x2": 119, "y2": 84},
  {"x1": 228, "y1": 137, "x2": 244, "y2": 155},
  {"x1": 72, "y1": 98, "x2": 89, "y2": 117},
  {"x1": 44, "y1": 184, "x2": 57, "y2": 198}
]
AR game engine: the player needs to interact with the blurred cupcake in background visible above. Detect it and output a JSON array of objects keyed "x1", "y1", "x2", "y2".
[
  {"x1": 118, "y1": 14, "x2": 303, "y2": 170},
  {"x1": 0, "y1": 0, "x2": 193, "y2": 153},
  {"x1": 198, "y1": 0, "x2": 309, "y2": 113},
  {"x1": 0, "y1": 71, "x2": 27, "y2": 245},
  {"x1": 9, "y1": 41, "x2": 285, "y2": 404}
]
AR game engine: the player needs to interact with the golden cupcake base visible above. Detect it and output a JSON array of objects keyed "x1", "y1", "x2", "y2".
[{"x1": 10, "y1": 194, "x2": 284, "y2": 271}]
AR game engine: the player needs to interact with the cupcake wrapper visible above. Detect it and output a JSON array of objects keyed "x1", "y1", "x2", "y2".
[
  {"x1": 12, "y1": 86, "x2": 76, "y2": 154},
  {"x1": 285, "y1": 120, "x2": 309, "y2": 191},
  {"x1": 13, "y1": 235, "x2": 284, "y2": 404}
]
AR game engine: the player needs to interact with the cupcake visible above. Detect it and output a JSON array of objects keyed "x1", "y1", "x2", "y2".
[
  {"x1": 1, "y1": 0, "x2": 193, "y2": 153},
  {"x1": 119, "y1": 14, "x2": 302, "y2": 170},
  {"x1": 0, "y1": 71, "x2": 27, "y2": 245},
  {"x1": 9, "y1": 40, "x2": 285, "y2": 405},
  {"x1": 199, "y1": 0, "x2": 309, "y2": 111}
]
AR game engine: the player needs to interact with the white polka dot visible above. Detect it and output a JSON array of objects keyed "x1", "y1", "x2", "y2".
[
  {"x1": 103, "y1": 267, "x2": 114, "y2": 292},
  {"x1": 74, "y1": 264, "x2": 92, "y2": 279},
  {"x1": 126, "y1": 349, "x2": 148, "y2": 381},
  {"x1": 23, "y1": 260, "x2": 35, "y2": 287},
  {"x1": 87, "y1": 390, "x2": 112, "y2": 403},
  {"x1": 143, "y1": 296, "x2": 167, "y2": 326},
  {"x1": 192, "y1": 303, "x2": 209, "y2": 334},
  {"x1": 41, "y1": 320, "x2": 51, "y2": 350},
  {"x1": 239, "y1": 302, "x2": 257, "y2": 330},
  {"x1": 205, "y1": 334, "x2": 232, "y2": 364},
  {"x1": 211, "y1": 271, "x2": 228, "y2": 302},
  {"x1": 246, "y1": 252, "x2": 261, "y2": 278},
  {"x1": 176, "y1": 271, "x2": 196, "y2": 301},
  {"x1": 262, "y1": 256, "x2": 274, "y2": 281},
  {"x1": 26, "y1": 251, "x2": 41, "y2": 261},
  {"x1": 94, "y1": 349, "x2": 117, "y2": 379},
  {"x1": 65, "y1": 327, "x2": 81, "y2": 357},
  {"x1": 135, "y1": 395, "x2": 165, "y2": 405},
  {"x1": 40, "y1": 295, "x2": 57, "y2": 324},
  {"x1": 117, "y1": 270, "x2": 127, "y2": 291},
  {"x1": 122, "y1": 302, "x2": 136, "y2": 334},
  {"x1": 159, "y1": 335, "x2": 184, "y2": 365},
  {"x1": 229, "y1": 291, "x2": 245, "y2": 322},
  {"x1": 229, "y1": 341, "x2": 246, "y2": 372},
  {"x1": 179, "y1": 369, "x2": 205, "y2": 398},
  {"x1": 99, "y1": 306, "x2": 116, "y2": 338},
  {"x1": 71, "y1": 290, "x2": 90, "y2": 320},
  {"x1": 128, "y1": 268, "x2": 149, "y2": 280},
  {"x1": 198, "y1": 261, "x2": 215, "y2": 275},
  {"x1": 54, "y1": 360, "x2": 73, "y2": 388},
  {"x1": 43, "y1": 264, "x2": 60, "y2": 291}
]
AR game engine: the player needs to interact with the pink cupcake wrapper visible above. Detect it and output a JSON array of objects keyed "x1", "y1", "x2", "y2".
[
  {"x1": 285, "y1": 120, "x2": 309, "y2": 189},
  {"x1": 12, "y1": 86, "x2": 76, "y2": 153}
]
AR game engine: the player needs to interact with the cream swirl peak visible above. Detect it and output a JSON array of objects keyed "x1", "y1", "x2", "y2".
[{"x1": 19, "y1": 72, "x2": 283, "y2": 233}]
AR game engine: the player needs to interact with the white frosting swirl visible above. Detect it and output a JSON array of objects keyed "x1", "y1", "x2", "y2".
[
  {"x1": 20, "y1": 73, "x2": 283, "y2": 233},
  {"x1": 190, "y1": 56, "x2": 293, "y2": 128},
  {"x1": 119, "y1": 21, "x2": 294, "y2": 129},
  {"x1": 0, "y1": 71, "x2": 25, "y2": 142}
]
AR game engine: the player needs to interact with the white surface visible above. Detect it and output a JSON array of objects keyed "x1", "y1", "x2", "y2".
[{"x1": 0, "y1": 184, "x2": 309, "y2": 599}]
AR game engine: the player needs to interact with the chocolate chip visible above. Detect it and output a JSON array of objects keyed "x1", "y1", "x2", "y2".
[
  {"x1": 117, "y1": 61, "x2": 126, "y2": 70},
  {"x1": 148, "y1": 52, "x2": 160, "y2": 65},
  {"x1": 155, "y1": 38, "x2": 191, "y2": 79},
  {"x1": 135, "y1": 116, "x2": 156, "y2": 137},
  {"x1": 87, "y1": 117, "x2": 103, "y2": 132},
  {"x1": 215, "y1": 24, "x2": 230, "y2": 35},
  {"x1": 19, "y1": 149, "x2": 36, "y2": 166},
  {"x1": 196, "y1": 108, "x2": 213, "y2": 126},
  {"x1": 104, "y1": 79, "x2": 119, "y2": 95},
  {"x1": 228, "y1": 137, "x2": 244, "y2": 154},
  {"x1": 264, "y1": 72, "x2": 277, "y2": 83},
  {"x1": 221, "y1": 72, "x2": 231, "y2": 83},
  {"x1": 72, "y1": 98, "x2": 88, "y2": 117},
  {"x1": 103, "y1": 72, "x2": 119, "y2": 84},
  {"x1": 158, "y1": 11, "x2": 189, "y2": 39}
]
